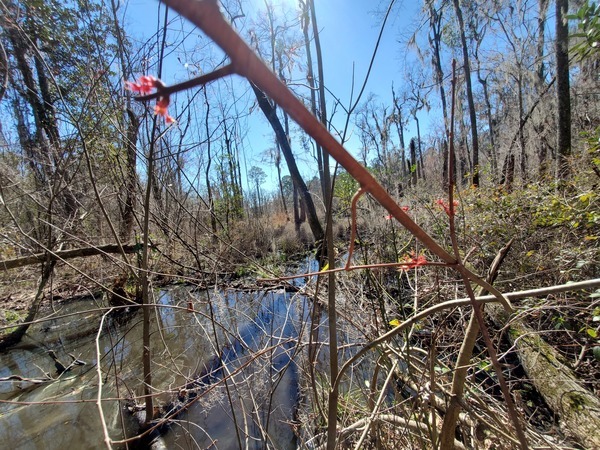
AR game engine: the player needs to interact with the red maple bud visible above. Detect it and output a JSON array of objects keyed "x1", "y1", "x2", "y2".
[
  {"x1": 398, "y1": 252, "x2": 428, "y2": 271},
  {"x1": 401, "y1": 206, "x2": 409, "y2": 212},
  {"x1": 125, "y1": 75, "x2": 157, "y2": 95},
  {"x1": 385, "y1": 214, "x2": 393, "y2": 220},
  {"x1": 436, "y1": 198, "x2": 459, "y2": 216},
  {"x1": 153, "y1": 95, "x2": 175, "y2": 124},
  {"x1": 126, "y1": 75, "x2": 175, "y2": 124},
  {"x1": 154, "y1": 96, "x2": 169, "y2": 115}
]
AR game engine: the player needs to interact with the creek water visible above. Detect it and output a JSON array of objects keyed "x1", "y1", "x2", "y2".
[{"x1": 0, "y1": 286, "x2": 312, "y2": 449}]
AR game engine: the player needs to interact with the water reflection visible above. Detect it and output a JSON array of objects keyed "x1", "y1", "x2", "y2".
[{"x1": 0, "y1": 286, "x2": 308, "y2": 449}]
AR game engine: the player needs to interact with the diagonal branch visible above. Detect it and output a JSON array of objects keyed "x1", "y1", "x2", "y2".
[{"x1": 134, "y1": 63, "x2": 236, "y2": 101}]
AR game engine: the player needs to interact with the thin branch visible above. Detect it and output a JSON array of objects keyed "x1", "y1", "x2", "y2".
[
  {"x1": 133, "y1": 63, "x2": 236, "y2": 101},
  {"x1": 96, "y1": 309, "x2": 114, "y2": 449},
  {"x1": 352, "y1": 359, "x2": 399, "y2": 449}
]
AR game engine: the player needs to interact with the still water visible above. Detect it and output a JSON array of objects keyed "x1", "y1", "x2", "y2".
[{"x1": 0, "y1": 286, "x2": 310, "y2": 449}]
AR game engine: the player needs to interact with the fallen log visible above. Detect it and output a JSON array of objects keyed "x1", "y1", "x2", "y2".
[
  {"x1": 489, "y1": 303, "x2": 600, "y2": 449},
  {"x1": 0, "y1": 243, "x2": 143, "y2": 271}
]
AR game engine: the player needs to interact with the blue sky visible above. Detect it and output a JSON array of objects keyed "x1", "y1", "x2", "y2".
[{"x1": 123, "y1": 0, "x2": 425, "y2": 193}]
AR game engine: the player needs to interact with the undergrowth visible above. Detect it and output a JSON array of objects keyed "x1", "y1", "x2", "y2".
[{"x1": 1, "y1": 155, "x2": 598, "y2": 449}]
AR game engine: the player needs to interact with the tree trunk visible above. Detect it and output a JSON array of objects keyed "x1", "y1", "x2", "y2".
[
  {"x1": 8, "y1": 25, "x2": 77, "y2": 220},
  {"x1": 203, "y1": 88, "x2": 218, "y2": 238},
  {"x1": 427, "y1": 0, "x2": 452, "y2": 188},
  {"x1": 293, "y1": 180, "x2": 301, "y2": 231},
  {"x1": 409, "y1": 138, "x2": 417, "y2": 187},
  {"x1": 110, "y1": 0, "x2": 139, "y2": 240},
  {"x1": 416, "y1": 124, "x2": 425, "y2": 181},
  {"x1": 308, "y1": 0, "x2": 332, "y2": 202},
  {"x1": 517, "y1": 73, "x2": 528, "y2": 181},
  {"x1": 301, "y1": 1, "x2": 323, "y2": 191},
  {"x1": 453, "y1": 0, "x2": 480, "y2": 187},
  {"x1": 535, "y1": 0, "x2": 550, "y2": 179},
  {"x1": 275, "y1": 143, "x2": 288, "y2": 216},
  {"x1": 442, "y1": 139, "x2": 449, "y2": 191},
  {"x1": 428, "y1": 0, "x2": 448, "y2": 132},
  {"x1": 477, "y1": 71, "x2": 498, "y2": 179},
  {"x1": 536, "y1": 0, "x2": 549, "y2": 89},
  {"x1": 391, "y1": 89, "x2": 408, "y2": 183},
  {"x1": 500, "y1": 152, "x2": 515, "y2": 191},
  {"x1": 122, "y1": 109, "x2": 139, "y2": 240},
  {"x1": 252, "y1": 84, "x2": 324, "y2": 242},
  {"x1": 555, "y1": 0, "x2": 571, "y2": 179},
  {"x1": 223, "y1": 121, "x2": 241, "y2": 221}
]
